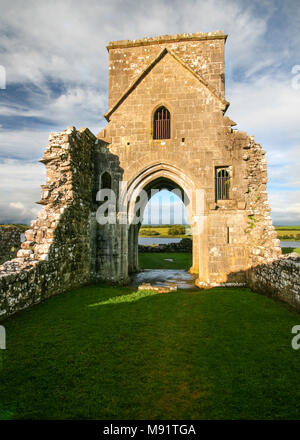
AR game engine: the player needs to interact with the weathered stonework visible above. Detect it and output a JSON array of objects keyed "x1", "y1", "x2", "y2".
[
  {"x1": 98, "y1": 31, "x2": 281, "y2": 287},
  {"x1": 0, "y1": 127, "x2": 97, "y2": 319},
  {"x1": 0, "y1": 31, "x2": 293, "y2": 320},
  {"x1": 247, "y1": 253, "x2": 300, "y2": 310},
  {"x1": 0, "y1": 226, "x2": 21, "y2": 264}
]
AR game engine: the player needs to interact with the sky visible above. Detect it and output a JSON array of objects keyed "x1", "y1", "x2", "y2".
[{"x1": 0, "y1": 0, "x2": 299, "y2": 225}]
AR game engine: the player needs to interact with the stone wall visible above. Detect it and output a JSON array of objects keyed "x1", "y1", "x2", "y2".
[
  {"x1": 0, "y1": 226, "x2": 21, "y2": 264},
  {"x1": 247, "y1": 253, "x2": 300, "y2": 310},
  {"x1": 243, "y1": 136, "x2": 281, "y2": 265},
  {"x1": 98, "y1": 31, "x2": 280, "y2": 286},
  {"x1": 0, "y1": 31, "x2": 292, "y2": 320},
  {"x1": 0, "y1": 127, "x2": 97, "y2": 321},
  {"x1": 107, "y1": 31, "x2": 227, "y2": 108}
]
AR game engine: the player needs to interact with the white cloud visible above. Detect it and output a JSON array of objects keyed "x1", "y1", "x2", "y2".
[
  {"x1": 0, "y1": 159, "x2": 44, "y2": 224},
  {"x1": 0, "y1": 0, "x2": 299, "y2": 224},
  {"x1": 9, "y1": 202, "x2": 25, "y2": 210},
  {"x1": 227, "y1": 74, "x2": 300, "y2": 142},
  {"x1": 0, "y1": 129, "x2": 50, "y2": 160},
  {"x1": 0, "y1": 0, "x2": 278, "y2": 88},
  {"x1": 270, "y1": 190, "x2": 300, "y2": 225},
  {"x1": 226, "y1": 72, "x2": 300, "y2": 222}
]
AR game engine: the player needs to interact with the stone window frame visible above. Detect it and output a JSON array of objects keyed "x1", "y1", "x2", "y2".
[
  {"x1": 215, "y1": 166, "x2": 231, "y2": 201},
  {"x1": 100, "y1": 171, "x2": 112, "y2": 190},
  {"x1": 98, "y1": 171, "x2": 113, "y2": 208}
]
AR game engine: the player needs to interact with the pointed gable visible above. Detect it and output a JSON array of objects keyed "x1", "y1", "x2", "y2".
[{"x1": 104, "y1": 48, "x2": 229, "y2": 121}]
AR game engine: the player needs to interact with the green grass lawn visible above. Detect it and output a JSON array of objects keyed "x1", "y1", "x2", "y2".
[
  {"x1": 281, "y1": 247, "x2": 300, "y2": 255},
  {"x1": 139, "y1": 252, "x2": 192, "y2": 270},
  {"x1": 139, "y1": 248, "x2": 300, "y2": 268},
  {"x1": 0, "y1": 284, "x2": 300, "y2": 420}
]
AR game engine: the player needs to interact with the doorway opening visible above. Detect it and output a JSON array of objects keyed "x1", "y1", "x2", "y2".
[{"x1": 128, "y1": 180, "x2": 195, "y2": 288}]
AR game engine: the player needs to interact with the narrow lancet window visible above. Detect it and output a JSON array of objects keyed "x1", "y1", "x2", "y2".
[
  {"x1": 153, "y1": 106, "x2": 170, "y2": 139},
  {"x1": 215, "y1": 168, "x2": 230, "y2": 200}
]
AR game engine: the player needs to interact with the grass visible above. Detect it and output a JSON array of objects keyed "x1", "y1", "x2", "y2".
[
  {"x1": 275, "y1": 226, "x2": 300, "y2": 241},
  {"x1": 139, "y1": 224, "x2": 192, "y2": 238},
  {"x1": 281, "y1": 247, "x2": 300, "y2": 255},
  {"x1": 0, "y1": 224, "x2": 28, "y2": 232},
  {"x1": 138, "y1": 250, "x2": 300, "y2": 270},
  {"x1": 139, "y1": 225, "x2": 300, "y2": 241},
  {"x1": 0, "y1": 284, "x2": 300, "y2": 420},
  {"x1": 275, "y1": 226, "x2": 300, "y2": 230},
  {"x1": 139, "y1": 252, "x2": 192, "y2": 270}
]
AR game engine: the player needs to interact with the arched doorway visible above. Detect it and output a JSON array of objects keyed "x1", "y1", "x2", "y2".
[
  {"x1": 127, "y1": 177, "x2": 191, "y2": 274},
  {"x1": 138, "y1": 188, "x2": 192, "y2": 275},
  {"x1": 120, "y1": 163, "x2": 208, "y2": 283}
]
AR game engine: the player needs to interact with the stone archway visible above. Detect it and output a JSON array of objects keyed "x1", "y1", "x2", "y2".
[
  {"x1": 95, "y1": 32, "x2": 281, "y2": 288},
  {"x1": 120, "y1": 163, "x2": 208, "y2": 285}
]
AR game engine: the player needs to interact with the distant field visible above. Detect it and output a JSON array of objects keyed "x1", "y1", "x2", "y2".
[
  {"x1": 0, "y1": 224, "x2": 28, "y2": 232},
  {"x1": 1, "y1": 223, "x2": 299, "y2": 240},
  {"x1": 139, "y1": 225, "x2": 300, "y2": 241},
  {"x1": 275, "y1": 226, "x2": 300, "y2": 230},
  {"x1": 139, "y1": 252, "x2": 192, "y2": 270},
  {"x1": 140, "y1": 225, "x2": 192, "y2": 238},
  {"x1": 274, "y1": 226, "x2": 300, "y2": 241},
  {"x1": 281, "y1": 247, "x2": 300, "y2": 255}
]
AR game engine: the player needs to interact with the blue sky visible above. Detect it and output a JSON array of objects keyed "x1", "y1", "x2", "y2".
[{"x1": 0, "y1": 0, "x2": 299, "y2": 225}]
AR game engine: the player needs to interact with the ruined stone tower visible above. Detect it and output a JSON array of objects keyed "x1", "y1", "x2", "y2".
[
  {"x1": 96, "y1": 31, "x2": 281, "y2": 286},
  {"x1": 0, "y1": 32, "x2": 284, "y2": 320}
]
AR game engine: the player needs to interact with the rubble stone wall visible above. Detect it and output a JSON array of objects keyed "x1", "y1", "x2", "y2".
[
  {"x1": 99, "y1": 32, "x2": 281, "y2": 286},
  {"x1": 0, "y1": 127, "x2": 96, "y2": 321},
  {"x1": 243, "y1": 137, "x2": 281, "y2": 266},
  {"x1": 247, "y1": 253, "x2": 300, "y2": 310},
  {"x1": 0, "y1": 226, "x2": 21, "y2": 264},
  {"x1": 91, "y1": 143, "x2": 128, "y2": 283}
]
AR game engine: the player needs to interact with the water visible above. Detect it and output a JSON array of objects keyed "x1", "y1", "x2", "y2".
[
  {"x1": 138, "y1": 237, "x2": 182, "y2": 245},
  {"x1": 139, "y1": 237, "x2": 300, "y2": 248},
  {"x1": 20, "y1": 233, "x2": 300, "y2": 249},
  {"x1": 280, "y1": 241, "x2": 300, "y2": 248},
  {"x1": 131, "y1": 269, "x2": 196, "y2": 290}
]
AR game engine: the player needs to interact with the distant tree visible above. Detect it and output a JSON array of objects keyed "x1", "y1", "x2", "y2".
[
  {"x1": 140, "y1": 229, "x2": 160, "y2": 236},
  {"x1": 168, "y1": 225, "x2": 186, "y2": 236}
]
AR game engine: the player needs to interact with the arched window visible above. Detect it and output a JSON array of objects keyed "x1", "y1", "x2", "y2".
[
  {"x1": 98, "y1": 171, "x2": 112, "y2": 208},
  {"x1": 153, "y1": 106, "x2": 170, "y2": 139},
  {"x1": 215, "y1": 168, "x2": 230, "y2": 200},
  {"x1": 101, "y1": 171, "x2": 112, "y2": 190}
]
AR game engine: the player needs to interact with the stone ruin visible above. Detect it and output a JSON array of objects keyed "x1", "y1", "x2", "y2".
[
  {"x1": 0, "y1": 226, "x2": 21, "y2": 264},
  {"x1": 0, "y1": 31, "x2": 299, "y2": 319}
]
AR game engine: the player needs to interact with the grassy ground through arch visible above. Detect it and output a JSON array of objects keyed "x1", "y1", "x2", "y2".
[
  {"x1": 139, "y1": 252, "x2": 192, "y2": 270},
  {"x1": 0, "y1": 282, "x2": 299, "y2": 420}
]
